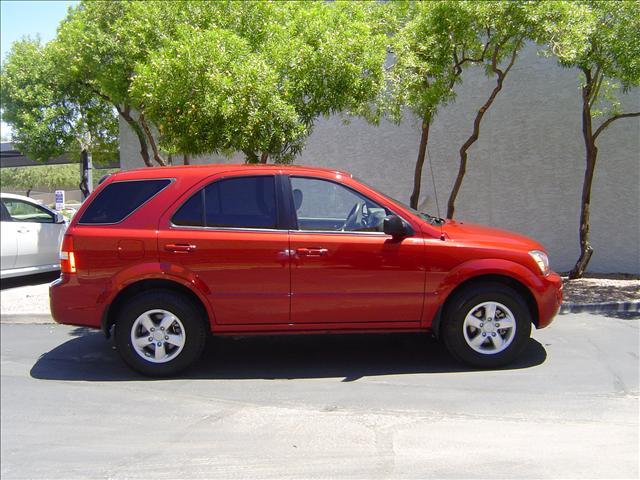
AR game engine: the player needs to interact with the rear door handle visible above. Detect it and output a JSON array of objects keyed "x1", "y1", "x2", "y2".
[
  {"x1": 165, "y1": 243, "x2": 196, "y2": 252},
  {"x1": 296, "y1": 247, "x2": 328, "y2": 257}
]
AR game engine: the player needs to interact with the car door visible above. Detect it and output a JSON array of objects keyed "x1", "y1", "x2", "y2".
[
  {"x1": 158, "y1": 172, "x2": 291, "y2": 325},
  {"x1": 0, "y1": 202, "x2": 17, "y2": 271},
  {"x1": 287, "y1": 176, "x2": 426, "y2": 325},
  {"x1": 1, "y1": 197, "x2": 63, "y2": 269}
]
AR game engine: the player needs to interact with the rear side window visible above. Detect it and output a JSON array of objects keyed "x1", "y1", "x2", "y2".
[
  {"x1": 171, "y1": 176, "x2": 277, "y2": 229},
  {"x1": 79, "y1": 179, "x2": 171, "y2": 224}
]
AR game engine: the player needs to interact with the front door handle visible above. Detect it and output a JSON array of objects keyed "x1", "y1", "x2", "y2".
[
  {"x1": 165, "y1": 243, "x2": 196, "y2": 253},
  {"x1": 296, "y1": 247, "x2": 328, "y2": 257}
]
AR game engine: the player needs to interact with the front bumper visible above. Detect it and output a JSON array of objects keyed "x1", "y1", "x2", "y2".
[{"x1": 536, "y1": 271, "x2": 563, "y2": 328}]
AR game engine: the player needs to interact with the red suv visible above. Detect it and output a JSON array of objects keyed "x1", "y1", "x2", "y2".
[{"x1": 50, "y1": 165, "x2": 562, "y2": 376}]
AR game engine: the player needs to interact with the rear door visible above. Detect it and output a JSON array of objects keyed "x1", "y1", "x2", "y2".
[{"x1": 158, "y1": 172, "x2": 291, "y2": 326}]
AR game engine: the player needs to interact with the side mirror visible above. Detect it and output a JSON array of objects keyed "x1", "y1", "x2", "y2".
[
  {"x1": 55, "y1": 212, "x2": 66, "y2": 224},
  {"x1": 383, "y1": 215, "x2": 409, "y2": 238}
]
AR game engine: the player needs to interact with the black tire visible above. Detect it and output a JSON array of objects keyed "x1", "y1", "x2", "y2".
[
  {"x1": 441, "y1": 283, "x2": 532, "y2": 368},
  {"x1": 114, "y1": 289, "x2": 208, "y2": 377}
]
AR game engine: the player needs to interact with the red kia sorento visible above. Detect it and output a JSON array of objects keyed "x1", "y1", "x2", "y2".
[{"x1": 50, "y1": 165, "x2": 562, "y2": 376}]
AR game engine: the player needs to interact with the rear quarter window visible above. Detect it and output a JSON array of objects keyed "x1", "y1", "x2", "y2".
[{"x1": 79, "y1": 179, "x2": 171, "y2": 224}]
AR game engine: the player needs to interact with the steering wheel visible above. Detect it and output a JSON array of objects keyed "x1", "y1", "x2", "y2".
[{"x1": 341, "y1": 201, "x2": 365, "y2": 231}]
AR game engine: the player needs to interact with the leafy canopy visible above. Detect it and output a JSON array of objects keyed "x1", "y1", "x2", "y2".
[
  {"x1": 384, "y1": 1, "x2": 485, "y2": 123},
  {"x1": 55, "y1": 0, "x2": 387, "y2": 163},
  {"x1": 130, "y1": 25, "x2": 303, "y2": 160},
  {"x1": 0, "y1": 38, "x2": 118, "y2": 164},
  {"x1": 532, "y1": 0, "x2": 638, "y2": 120}
]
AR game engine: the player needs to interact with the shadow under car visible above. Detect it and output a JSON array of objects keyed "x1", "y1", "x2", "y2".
[{"x1": 30, "y1": 329, "x2": 547, "y2": 382}]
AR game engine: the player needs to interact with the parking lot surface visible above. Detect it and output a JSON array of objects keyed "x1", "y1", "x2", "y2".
[{"x1": 1, "y1": 313, "x2": 638, "y2": 479}]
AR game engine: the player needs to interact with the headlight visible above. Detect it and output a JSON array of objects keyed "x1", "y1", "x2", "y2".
[{"x1": 529, "y1": 250, "x2": 550, "y2": 276}]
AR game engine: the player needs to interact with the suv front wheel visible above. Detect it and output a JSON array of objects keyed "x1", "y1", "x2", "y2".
[
  {"x1": 114, "y1": 290, "x2": 208, "y2": 376},
  {"x1": 441, "y1": 283, "x2": 532, "y2": 368}
]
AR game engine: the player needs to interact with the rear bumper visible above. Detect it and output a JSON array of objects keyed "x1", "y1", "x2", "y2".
[
  {"x1": 535, "y1": 272, "x2": 563, "y2": 328},
  {"x1": 49, "y1": 275, "x2": 104, "y2": 329}
]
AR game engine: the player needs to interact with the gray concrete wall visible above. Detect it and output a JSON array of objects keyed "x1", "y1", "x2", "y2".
[{"x1": 120, "y1": 45, "x2": 640, "y2": 274}]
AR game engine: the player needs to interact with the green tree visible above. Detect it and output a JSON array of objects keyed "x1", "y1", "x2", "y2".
[
  {"x1": 0, "y1": 38, "x2": 118, "y2": 196},
  {"x1": 130, "y1": 25, "x2": 304, "y2": 162},
  {"x1": 446, "y1": 1, "x2": 594, "y2": 219},
  {"x1": 384, "y1": 1, "x2": 487, "y2": 209},
  {"x1": 54, "y1": 1, "x2": 386, "y2": 166},
  {"x1": 547, "y1": 1, "x2": 639, "y2": 278},
  {"x1": 445, "y1": 1, "x2": 529, "y2": 219},
  {"x1": 130, "y1": 1, "x2": 387, "y2": 163}
]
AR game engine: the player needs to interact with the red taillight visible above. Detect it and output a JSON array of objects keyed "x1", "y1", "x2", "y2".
[{"x1": 60, "y1": 234, "x2": 76, "y2": 274}]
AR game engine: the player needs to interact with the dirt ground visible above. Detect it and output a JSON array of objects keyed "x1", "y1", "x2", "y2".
[{"x1": 562, "y1": 274, "x2": 640, "y2": 304}]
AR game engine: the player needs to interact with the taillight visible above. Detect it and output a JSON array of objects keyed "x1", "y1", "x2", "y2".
[{"x1": 60, "y1": 234, "x2": 76, "y2": 274}]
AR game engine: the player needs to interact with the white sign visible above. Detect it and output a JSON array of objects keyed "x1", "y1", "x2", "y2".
[{"x1": 55, "y1": 190, "x2": 65, "y2": 211}]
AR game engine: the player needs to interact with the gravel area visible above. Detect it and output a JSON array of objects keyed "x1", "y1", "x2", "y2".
[
  {"x1": 1, "y1": 282, "x2": 51, "y2": 315},
  {"x1": 562, "y1": 275, "x2": 640, "y2": 304}
]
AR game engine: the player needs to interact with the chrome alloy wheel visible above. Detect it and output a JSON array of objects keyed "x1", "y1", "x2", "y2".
[
  {"x1": 130, "y1": 309, "x2": 186, "y2": 363},
  {"x1": 462, "y1": 301, "x2": 516, "y2": 354}
]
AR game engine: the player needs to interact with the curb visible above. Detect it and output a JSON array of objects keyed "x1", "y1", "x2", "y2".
[
  {"x1": 559, "y1": 301, "x2": 640, "y2": 315},
  {"x1": 0, "y1": 313, "x2": 54, "y2": 324}
]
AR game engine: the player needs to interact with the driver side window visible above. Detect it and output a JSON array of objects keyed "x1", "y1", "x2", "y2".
[
  {"x1": 2, "y1": 199, "x2": 55, "y2": 223},
  {"x1": 290, "y1": 177, "x2": 388, "y2": 232}
]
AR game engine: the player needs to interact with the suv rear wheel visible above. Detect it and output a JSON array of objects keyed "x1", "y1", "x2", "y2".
[
  {"x1": 441, "y1": 283, "x2": 532, "y2": 368},
  {"x1": 114, "y1": 290, "x2": 207, "y2": 376}
]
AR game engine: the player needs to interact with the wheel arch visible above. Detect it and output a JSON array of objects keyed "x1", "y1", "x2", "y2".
[
  {"x1": 430, "y1": 274, "x2": 539, "y2": 338},
  {"x1": 101, "y1": 278, "x2": 211, "y2": 338}
]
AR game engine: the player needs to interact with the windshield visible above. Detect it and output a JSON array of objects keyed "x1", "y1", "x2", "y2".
[{"x1": 354, "y1": 177, "x2": 445, "y2": 226}]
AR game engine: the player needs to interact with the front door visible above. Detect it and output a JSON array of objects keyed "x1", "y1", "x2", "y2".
[
  {"x1": 158, "y1": 173, "x2": 290, "y2": 325},
  {"x1": 0, "y1": 203, "x2": 17, "y2": 271},
  {"x1": 1, "y1": 197, "x2": 63, "y2": 269},
  {"x1": 288, "y1": 176, "x2": 425, "y2": 325}
]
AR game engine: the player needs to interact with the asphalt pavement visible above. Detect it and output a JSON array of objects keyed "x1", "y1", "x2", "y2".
[{"x1": 1, "y1": 313, "x2": 638, "y2": 479}]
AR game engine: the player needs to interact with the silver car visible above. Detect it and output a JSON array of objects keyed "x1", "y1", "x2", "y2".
[{"x1": 1, "y1": 193, "x2": 67, "y2": 279}]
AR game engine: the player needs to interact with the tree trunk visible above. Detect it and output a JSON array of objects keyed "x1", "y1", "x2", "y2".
[
  {"x1": 260, "y1": 152, "x2": 269, "y2": 164},
  {"x1": 139, "y1": 113, "x2": 167, "y2": 166},
  {"x1": 118, "y1": 106, "x2": 153, "y2": 167},
  {"x1": 79, "y1": 149, "x2": 92, "y2": 200},
  {"x1": 409, "y1": 115, "x2": 431, "y2": 209},
  {"x1": 447, "y1": 72, "x2": 506, "y2": 219},
  {"x1": 26, "y1": 188, "x2": 32, "y2": 198},
  {"x1": 183, "y1": 154, "x2": 191, "y2": 165},
  {"x1": 569, "y1": 83, "x2": 597, "y2": 279}
]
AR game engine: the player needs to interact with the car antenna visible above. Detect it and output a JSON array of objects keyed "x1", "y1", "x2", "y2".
[{"x1": 426, "y1": 144, "x2": 446, "y2": 241}]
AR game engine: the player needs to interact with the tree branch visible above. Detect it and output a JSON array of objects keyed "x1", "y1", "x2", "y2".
[
  {"x1": 79, "y1": 81, "x2": 114, "y2": 105},
  {"x1": 588, "y1": 67, "x2": 604, "y2": 108},
  {"x1": 458, "y1": 34, "x2": 491, "y2": 67},
  {"x1": 593, "y1": 112, "x2": 640, "y2": 139}
]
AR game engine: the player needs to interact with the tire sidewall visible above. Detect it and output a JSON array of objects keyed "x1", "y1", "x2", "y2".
[
  {"x1": 115, "y1": 290, "x2": 207, "y2": 377},
  {"x1": 442, "y1": 284, "x2": 532, "y2": 368}
]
